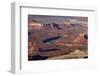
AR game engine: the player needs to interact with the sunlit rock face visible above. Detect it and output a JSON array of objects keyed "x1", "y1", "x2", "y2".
[{"x1": 29, "y1": 22, "x2": 43, "y2": 30}]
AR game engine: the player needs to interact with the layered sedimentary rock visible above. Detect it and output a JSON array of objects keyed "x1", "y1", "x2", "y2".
[{"x1": 28, "y1": 19, "x2": 88, "y2": 60}]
